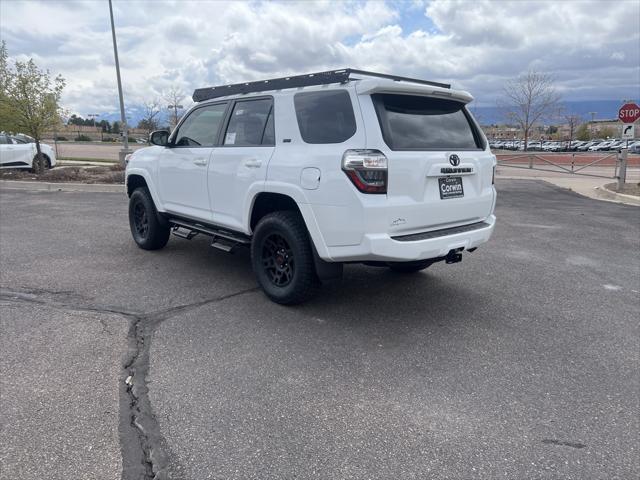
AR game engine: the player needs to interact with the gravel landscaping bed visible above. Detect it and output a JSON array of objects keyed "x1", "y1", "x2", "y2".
[{"x1": 0, "y1": 165, "x2": 124, "y2": 184}]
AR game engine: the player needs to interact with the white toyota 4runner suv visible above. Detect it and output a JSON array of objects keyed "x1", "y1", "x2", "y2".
[{"x1": 126, "y1": 69, "x2": 496, "y2": 304}]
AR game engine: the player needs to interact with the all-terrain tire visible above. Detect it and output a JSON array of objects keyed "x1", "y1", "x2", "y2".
[
  {"x1": 387, "y1": 259, "x2": 433, "y2": 273},
  {"x1": 128, "y1": 187, "x2": 170, "y2": 250},
  {"x1": 251, "y1": 211, "x2": 318, "y2": 305}
]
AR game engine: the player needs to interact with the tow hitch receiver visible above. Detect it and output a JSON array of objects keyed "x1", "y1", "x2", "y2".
[{"x1": 445, "y1": 248, "x2": 464, "y2": 264}]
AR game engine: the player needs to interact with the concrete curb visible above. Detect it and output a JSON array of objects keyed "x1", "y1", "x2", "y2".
[
  {"x1": 0, "y1": 180, "x2": 124, "y2": 193},
  {"x1": 595, "y1": 185, "x2": 640, "y2": 206}
]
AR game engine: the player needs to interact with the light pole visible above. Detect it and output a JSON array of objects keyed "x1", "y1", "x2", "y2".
[
  {"x1": 108, "y1": 0, "x2": 130, "y2": 165},
  {"x1": 88, "y1": 113, "x2": 99, "y2": 141},
  {"x1": 589, "y1": 111, "x2": 597, "y2": 138}
]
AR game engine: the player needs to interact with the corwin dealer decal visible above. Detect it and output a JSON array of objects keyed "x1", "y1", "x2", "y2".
[{"x1": 438, "y1": 176, "x2": 464, "y2": 199}]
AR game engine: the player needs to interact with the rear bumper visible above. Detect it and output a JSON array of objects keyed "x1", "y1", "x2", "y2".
[{"x1": 323, "y1": 215, "x2": 496, "y2": 262}]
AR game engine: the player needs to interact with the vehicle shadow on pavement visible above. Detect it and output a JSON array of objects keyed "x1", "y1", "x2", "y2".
[{"x1": 159, "y1": 234, "x2": 485, "y2": 333}]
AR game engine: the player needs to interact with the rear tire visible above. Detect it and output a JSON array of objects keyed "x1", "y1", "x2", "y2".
[
  {"x1": 251, "y1": 211, "x2": 318, "y2": 305},
  {"x1": 128, "y1": 187, "x2": 170, "y2": 250},
  {"x1": 387, "y1": 259, "x2": 432, "y2": 273}
]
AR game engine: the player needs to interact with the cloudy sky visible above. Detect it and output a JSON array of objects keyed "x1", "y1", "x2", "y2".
[{"x1": 1, "y1": 0, "x2": 638, "y2": 118}]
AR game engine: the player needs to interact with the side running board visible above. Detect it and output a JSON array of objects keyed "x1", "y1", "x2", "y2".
[{"x1": 169, "y1": 218, "x2": 251, "y2": 253}]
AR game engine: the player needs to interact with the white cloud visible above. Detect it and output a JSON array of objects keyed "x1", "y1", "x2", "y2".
[{"x1": 0, "y1": 0, "x2": 637, "y2": 119}]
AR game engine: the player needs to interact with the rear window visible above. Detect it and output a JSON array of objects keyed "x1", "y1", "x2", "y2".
[
  {"x1": 294, "y1": 90, "x2": 356, "y2": 144},
  {"x1": 372, "y1": 94, "x2": 482, "y2": 150}
]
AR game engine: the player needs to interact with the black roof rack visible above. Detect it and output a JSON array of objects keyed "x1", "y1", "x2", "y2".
[{"x1": 192, "y1": 68, "x2": 450, "y2": 102}]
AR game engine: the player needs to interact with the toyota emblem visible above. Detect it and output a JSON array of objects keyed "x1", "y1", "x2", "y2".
[{"x1": 449, "y1": 154, "x2": 460, "y2": 167}]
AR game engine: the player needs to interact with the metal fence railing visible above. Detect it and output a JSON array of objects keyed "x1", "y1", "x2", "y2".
[{"x1": 496, "y1": 150, "x2": 631, "y2": 188}]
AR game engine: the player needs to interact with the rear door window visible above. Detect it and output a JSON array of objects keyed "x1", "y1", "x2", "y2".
[
  {"x1": 223, "y1": 98, "x2": 274, "y2": 146},
  {"x1": 294, "y1": 90, "x2": 356, "y2": 144},
  {"x1": 372, "y1": 94, "x2": 483, "y2": 150}
]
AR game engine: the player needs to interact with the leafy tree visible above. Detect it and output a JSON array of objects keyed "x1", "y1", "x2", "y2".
[
  {"x1": 0, "y1": 41, "x2": 14, "y2": 129},
  {"x1": 599, "y1": 126, "x2": 615, "y2": 139},
  {"x1": 1, "y1": 43, "x2": 66, "y2": 173},
  {"x1": 68, "y1": 114, "x2": 98, "y2": 127},
  {"x1": 98, "y1": 119, "x2": 111, "y2": 133},
  {"x1": 500, "y1": 70, "x2": 561, "y2": 150},
  {"x1": 68, "y1": 114, "x2": 85, "y2": 126},
  {"x1": 576, "y1": 123, "x2": 591, "y2": 141},
  {"x1": 112, "y1": 120, "x2": 120, "y2": 134},
  {"x1": 0, "y1": 41, "x2": 8, "y2": 93}
]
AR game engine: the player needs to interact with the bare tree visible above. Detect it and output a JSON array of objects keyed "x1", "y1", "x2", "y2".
[
  {"x1": 501, "y1": 70, "x2": 561, "y2": 150},
  {"x1": 563, "y1": 114, "x2": 582, "y2": 149},
  {"x1": 163, "y1": 86, "x2": 185, "y2": 129},
  {"x1": 137, "y1": 98, "x2": 162, "y2": 134}
]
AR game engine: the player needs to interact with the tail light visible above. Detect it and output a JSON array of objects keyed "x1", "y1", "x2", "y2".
[{"x1": 342, "y1": 149, "x2": 388, "y2": 194}]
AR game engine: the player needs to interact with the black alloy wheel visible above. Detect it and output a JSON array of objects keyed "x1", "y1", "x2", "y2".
[
  {"x1": 251, "y1": 211, "x2": 318, "y2": 304},
  {"x1": 128, "y1": 187, "x2": 170, "y2": 250},
  {"x1": 262, "y1": 233, "x2": 295, "y2": 287},
  {"x1": 132, "y1": 201, "x2": 149, "y2": 239}
]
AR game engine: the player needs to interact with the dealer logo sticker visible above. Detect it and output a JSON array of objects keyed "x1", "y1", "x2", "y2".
[{"x1": 438, "y1": 176, "x2": 464, "y2": 199}]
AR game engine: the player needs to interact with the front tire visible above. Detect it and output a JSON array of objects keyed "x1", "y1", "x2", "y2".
[
  {"x1": 251, "y1": 211, "x2": 318, "y2": 305},
  {"x1": 387, "y1": 259, "x2": 432, "y2": 273},
  {"x1": 128, "y1": 187, "x2": 170, "y2": 250}
]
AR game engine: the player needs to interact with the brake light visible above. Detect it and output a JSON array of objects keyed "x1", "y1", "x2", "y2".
[{"x1": 342, "y1": 149, "x2": 388, "y2": 194}]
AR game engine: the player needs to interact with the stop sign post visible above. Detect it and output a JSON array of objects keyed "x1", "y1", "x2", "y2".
[
  {"x1": 618, "y1": 103, "x2": 640, "y2": 123},
  {"x1": 617, "y1": 102, "x2": 636, "y2": 191}
]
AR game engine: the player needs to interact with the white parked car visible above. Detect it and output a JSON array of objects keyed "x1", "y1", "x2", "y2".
[
  {"x1": 589, "y1": 140, "x2": 614, "y2": 151},
  {"x1": 125, "y1": 69, "x2": 497, "y2": 304},
  {"x1": 0, "y1": 133, "x2": 57, "y2": 172}
]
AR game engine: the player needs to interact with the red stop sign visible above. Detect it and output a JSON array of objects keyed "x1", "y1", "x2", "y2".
[{"x1": 619, "y1": 103, "x2": 640, "y2": 123}]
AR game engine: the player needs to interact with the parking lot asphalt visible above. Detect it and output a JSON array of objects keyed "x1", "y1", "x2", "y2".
[{"x1": 0, "y1": 180, "x2": 638, "y2": 479}]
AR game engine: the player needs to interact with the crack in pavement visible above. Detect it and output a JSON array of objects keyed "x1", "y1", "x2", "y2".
[
  {"x1": 121, "y1": 287, "x2": 259, "y2": 480},
  {"x1": 0, "y1": 285, "x2": 259, "y2": 480}
]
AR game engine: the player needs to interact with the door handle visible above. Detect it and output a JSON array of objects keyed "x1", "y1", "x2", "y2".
[
  {"x1": 193, "y1": 158, "x2": 207, "y2": 166},
  {"x1": 244, "y1": 159, "x2": 262, "y2": 168}
]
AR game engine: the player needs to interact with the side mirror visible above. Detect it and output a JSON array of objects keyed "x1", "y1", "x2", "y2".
[{"x1": 149, "y1": 130, "x2": 170, "y2": 146}]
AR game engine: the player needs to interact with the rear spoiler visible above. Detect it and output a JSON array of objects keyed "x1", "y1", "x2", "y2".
[{"x1": 354, "y1": 79, "x2": 474, "y2": 104}]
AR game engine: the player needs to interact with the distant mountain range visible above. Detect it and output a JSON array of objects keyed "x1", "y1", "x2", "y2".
[
  {"x1": 469, "y1": 100, "x2": 630, "y2": 126},
  {"x1": 91, "y1": 99, "x2": 632, "y2": 128}
]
